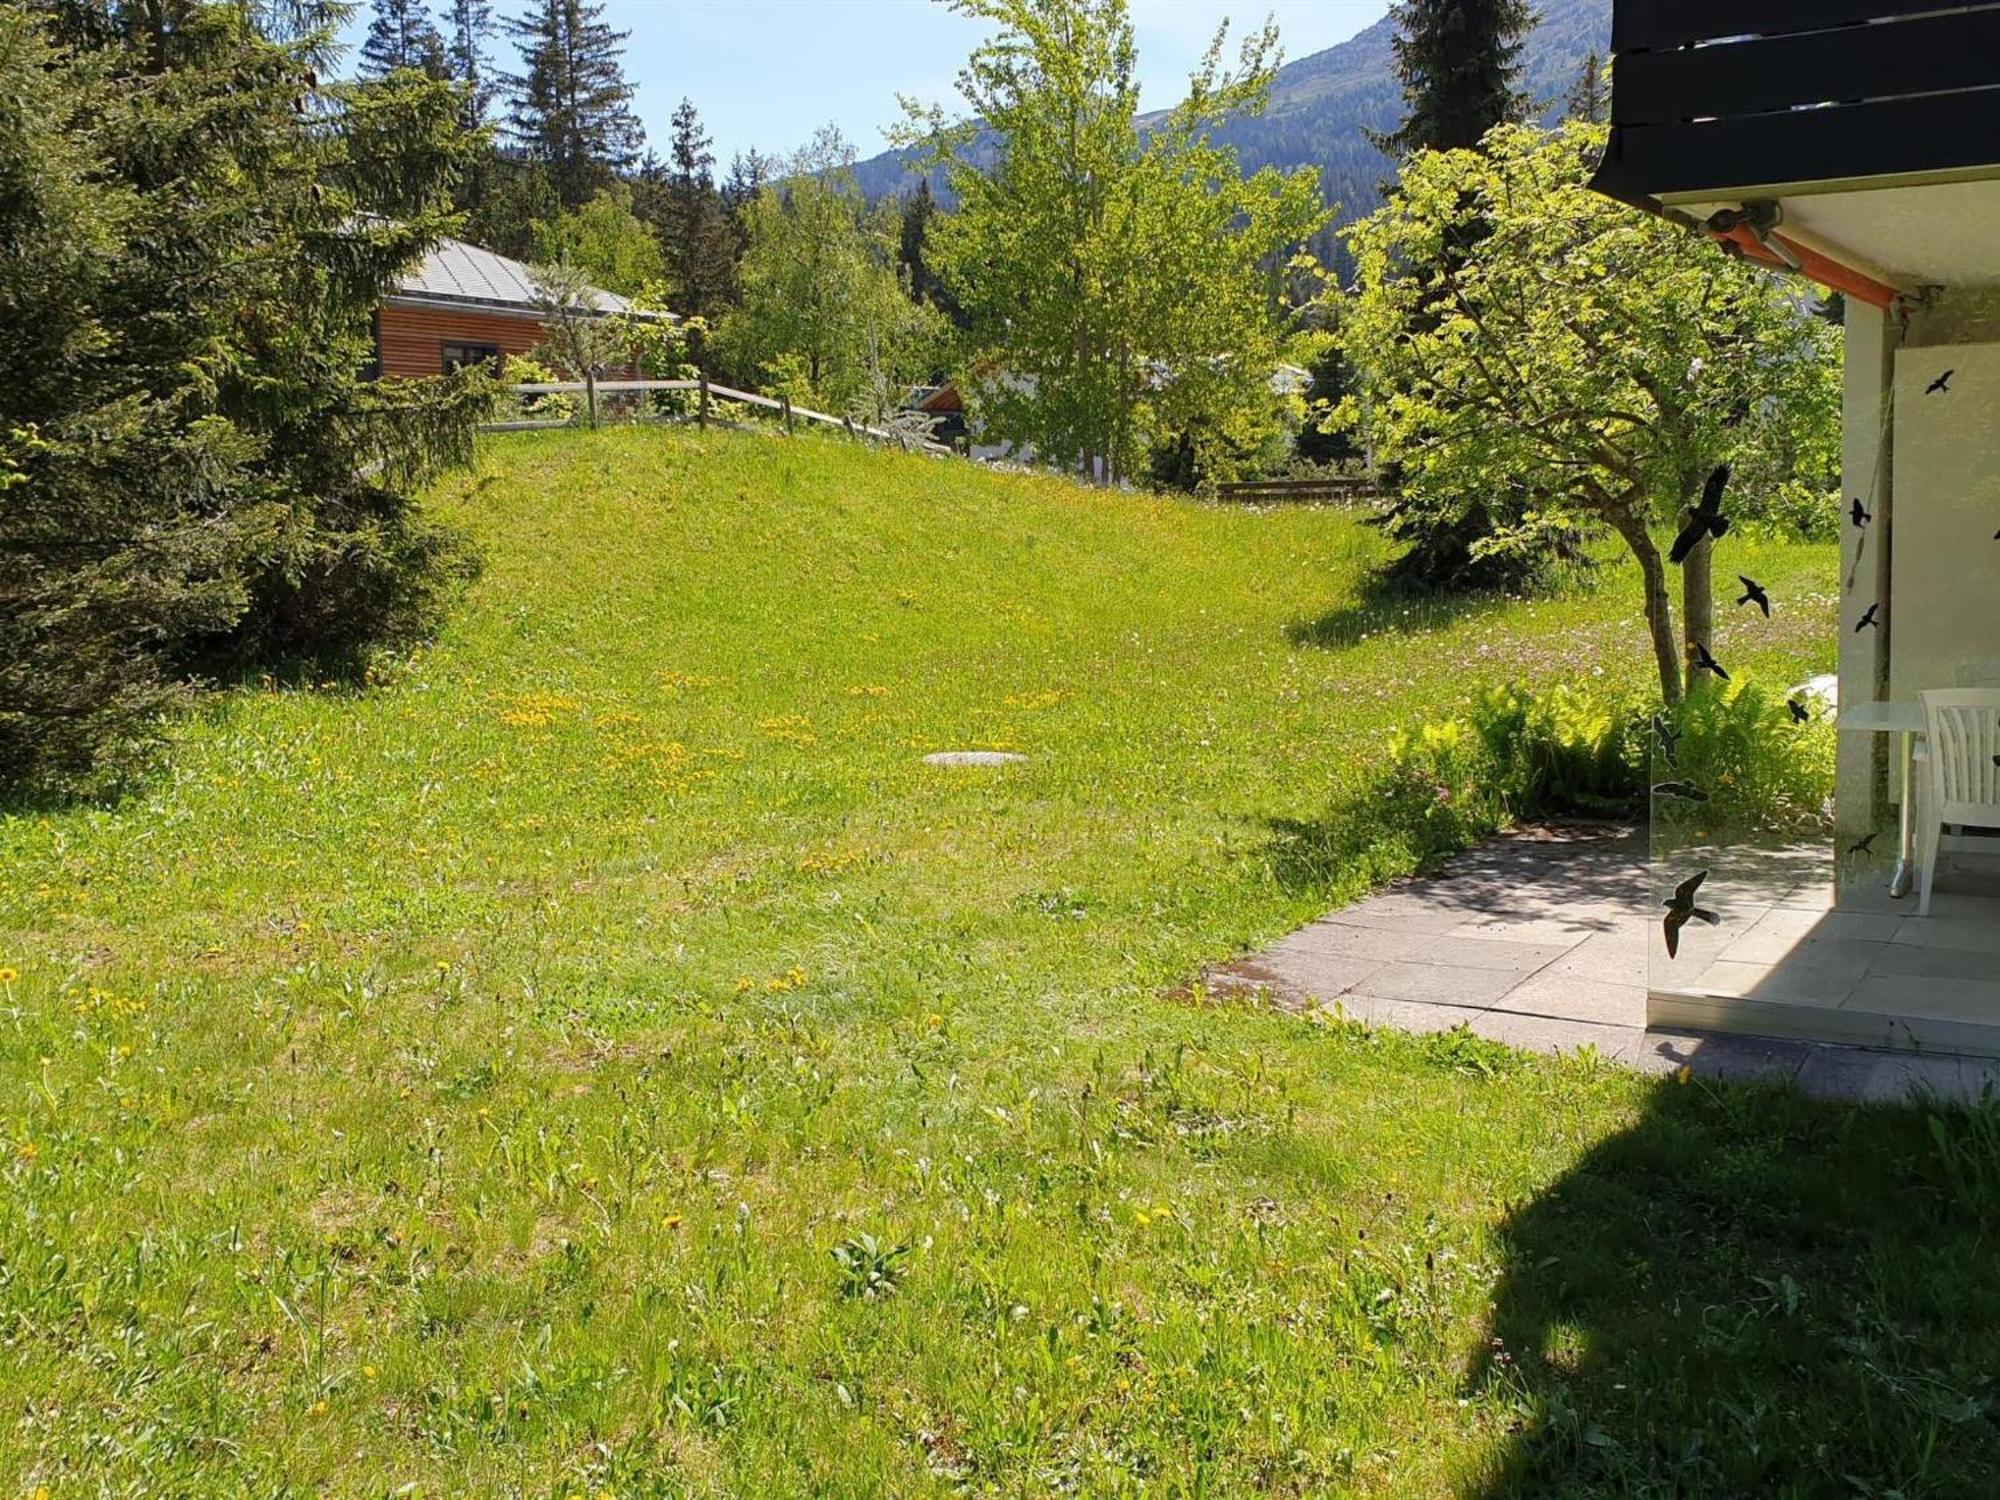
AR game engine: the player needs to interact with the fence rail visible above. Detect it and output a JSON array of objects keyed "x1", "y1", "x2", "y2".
[
  {"x1": 483, "y1": 376, "x2": 953, "y2": 456},
  {"x1": 1214, "y1": 475, "x2": 1379, "y2": 505}
]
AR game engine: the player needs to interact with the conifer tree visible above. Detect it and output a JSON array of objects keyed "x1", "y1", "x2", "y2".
[
  {"x1": 660, "y1": 99, "x2": 735, "y2": 326},
  {"x1": 896, "y1": 177, "x2": 961, "y2": 326},
  {"x1": 1565, "y1": 49, "x2": 1608, "y2": 124},
  {"x1": 446, "y1": 0, "x2": 494, "y2": 125},
  {"x1": 501, "y1": 0, "x2": 642, "y2": 208},
  {"x1": 359, "y1": 0, "x2": 447, "y2": 80},
  {"x1": 1374, "y1": 0, "x2": 1534, "y2": 157},
  {"x1": 1, "y1": 1, "x2": 485, "y2": 795}
]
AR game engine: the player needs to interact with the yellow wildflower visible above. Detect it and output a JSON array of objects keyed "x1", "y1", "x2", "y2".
[{"x1": 0, "y1": 966, "x2": 17, "y2": 984}]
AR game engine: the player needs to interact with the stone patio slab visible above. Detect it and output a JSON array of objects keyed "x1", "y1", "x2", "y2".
[{"x1": 1204, "y1": 823, "x2": 2000, "y2": 1104}]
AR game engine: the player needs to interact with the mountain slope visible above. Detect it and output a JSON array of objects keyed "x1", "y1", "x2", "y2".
[{"x1": 855, "y1": 0, "x2": 1610, "y2": 241}]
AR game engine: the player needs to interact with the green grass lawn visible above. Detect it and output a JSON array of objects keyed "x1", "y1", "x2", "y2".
[{"x1": 4, "y1": 427, "x2": 1994, "y2": 1497}]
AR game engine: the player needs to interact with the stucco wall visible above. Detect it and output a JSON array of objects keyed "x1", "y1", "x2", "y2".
[{"x1": 1889, "y1": 341, "x2": 2000, "y2": 701}]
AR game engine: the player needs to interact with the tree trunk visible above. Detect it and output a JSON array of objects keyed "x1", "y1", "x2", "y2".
[
  {"x1": 1612, "y1": 508, "x2": 1682, "y2": 705},
  {"x1": 1681, "y1": 530, "x2": 1714, "y2": 697}
]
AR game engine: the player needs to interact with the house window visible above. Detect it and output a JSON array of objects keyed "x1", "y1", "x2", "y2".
[{"x1": 440, "y1": 341, "x2": 502, "y2": 373}]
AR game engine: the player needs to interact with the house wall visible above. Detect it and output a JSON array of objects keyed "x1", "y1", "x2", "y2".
[
  {"x1": 375, "y1": 303, "x2": 548, "y2": 378},
  {"x1": 1888, "y1": 340, "x2": 2000, "y2": 702}
]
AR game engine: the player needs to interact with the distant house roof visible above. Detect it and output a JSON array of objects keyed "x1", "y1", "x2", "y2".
[{"x1": 386, "y1": 237, "x2": 653, "y2": 319}]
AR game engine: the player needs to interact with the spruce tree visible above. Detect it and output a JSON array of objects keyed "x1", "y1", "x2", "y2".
[
  {"x1": 1, "y1": 1, "x2": 485, "y2": 796},
  {"x1": 1375, "y1": 0, "x2": 1534, "y2": 157},
  {"x1": 1565, "y1": 49, "x2": 1608, "y2": 124},
  {"x1": 446, "y1": 0, "x2": 494, "y2": 125},
  {"x1": 501, "y1": 0, "x2": 642, "y2": 208},
  {"x1": 660, "y1": 99, "x2": 735, "y2": 328},
  {"x1": 896, "y1": 177, "x2": 962, "y2": 326},
  {"x1": 359, "y1": 0, "x2": 448, "y2": 80}
]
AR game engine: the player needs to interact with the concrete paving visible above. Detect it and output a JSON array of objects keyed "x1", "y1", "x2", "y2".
[{"x1": 1209, "y1": 824, "x2": 2000, "y2": 1105}]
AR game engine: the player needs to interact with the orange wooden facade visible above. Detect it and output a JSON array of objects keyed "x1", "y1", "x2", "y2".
[{"x1": 373, "y1": 302, "x2": 550, "y2": 378}]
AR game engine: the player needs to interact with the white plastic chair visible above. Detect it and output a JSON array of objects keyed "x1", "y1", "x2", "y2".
[{"x1": 1918, "y1": 689, "x2": 2000, "y2": 915}]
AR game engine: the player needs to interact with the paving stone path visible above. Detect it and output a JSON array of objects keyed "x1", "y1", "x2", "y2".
[{"x1": 1208, "y1": 824, "x2": 2000, "y2": 1105}]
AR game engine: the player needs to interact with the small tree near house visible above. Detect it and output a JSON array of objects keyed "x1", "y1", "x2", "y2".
[
  {"x1": 528, "y1": 261, "x2": 630, "y2": 427},
  {"x1": 1338, "y1": 122, "x2": 1841, "y2": 705}
]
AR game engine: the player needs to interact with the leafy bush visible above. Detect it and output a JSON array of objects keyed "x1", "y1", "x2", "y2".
[
  {"x1": 499, "y1": 353, "x2": 578, "y2": 423},
  {"x1": 1278, "y1": 675, "x2": 1829, "y2": 902},
  {"x1": 1662, "y1": 678, "x2": 1835, "y2": 834}
]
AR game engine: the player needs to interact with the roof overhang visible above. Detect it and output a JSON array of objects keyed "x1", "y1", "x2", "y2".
[{"x1": 1591, "y1": 4, "x2": 2000, "y2": 302}]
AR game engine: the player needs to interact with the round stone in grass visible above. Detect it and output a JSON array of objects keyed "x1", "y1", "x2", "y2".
[{"x1": 922, "y1": 750, "x2": 1027, "y2": 767}]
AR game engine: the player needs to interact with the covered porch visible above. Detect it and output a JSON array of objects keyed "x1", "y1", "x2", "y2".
[{"x1": 1594, "y1": 3, "x2": 2000, "y2": 1055}]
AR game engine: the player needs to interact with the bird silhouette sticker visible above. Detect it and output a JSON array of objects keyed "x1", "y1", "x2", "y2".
[
  {"x1": 1652, "y1": 780, "x2": 1709, "y2": 802},
  {"x1": 1691, "y1": 643, "x2": 1729, "y2": 681},
  {"x1": 1652, "y1": 714, "x2": 1681, "y2": 768},
  {"x1": 1855, "y1": 603, "x2": 1880, "y2": 632},
  {"x1": 1850, "y1": 498, "x2": 1872, "y2": 528},
  {"x1": 1670, "y1": 464, "x2": 1732, "y2": 565},
  {"x1": 1735, "y1": 575, "x2": 1770, "y2": 617},
  {"x1": 1926, "y1": 369, "x2": 1954, "y2": 395},
  {"x1": 1848, "y1": 832, "x2": 1879, "y2": 856},
  {"x1": 1662, "y1": 870, "x2": 1720, "y2": 959},
  {"x1": 1787, "y1": 696, "x2": 1811, "y2": 724}
]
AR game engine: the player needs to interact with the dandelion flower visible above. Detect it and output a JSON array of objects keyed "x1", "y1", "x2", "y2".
[{"x1": 0, "y1": 966, "x2": 17, "y2": 984}]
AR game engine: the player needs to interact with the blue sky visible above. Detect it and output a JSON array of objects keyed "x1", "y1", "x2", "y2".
[{"x1": 341, "y1": 1, "x2": 1391, "y2": 168}]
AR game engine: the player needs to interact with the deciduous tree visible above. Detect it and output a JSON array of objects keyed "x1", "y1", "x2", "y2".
[
  {"x1": 718, "y1": 129, "x2": 943, "y2": 415},
  {"x1": 1338, "y1": 123, "x2": 1841, "y2": 705},
  {"x1": 532, "y1": 187, "x2": 664, "y2": 296},
  {"x1": 903, "y1": 0, "x2": 1325, "y2": 484}
]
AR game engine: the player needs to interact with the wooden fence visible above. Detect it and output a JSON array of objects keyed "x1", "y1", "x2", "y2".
[
  {"x1": 1214, "y1": 475, "x2": 1379, "y2": 505},
  {"x1": 482, "y1": 375, "x2": 954, "y2": 457}
]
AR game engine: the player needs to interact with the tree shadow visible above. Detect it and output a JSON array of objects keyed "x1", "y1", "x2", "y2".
[
  {"x1": 1260, "y1": 812, "x2": 1642, "y2": 903},
  {"x1": 1284, "y1": 576, "x2": 1520, "y2": 650},
  {"x1": 1469, "y1": 1074, "x2": 2000, "y2": 1496}
]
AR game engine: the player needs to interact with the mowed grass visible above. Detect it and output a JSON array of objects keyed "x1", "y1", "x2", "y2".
[{"x1": 3, "y1": 426, "x2": 1994, "y2": 1497}]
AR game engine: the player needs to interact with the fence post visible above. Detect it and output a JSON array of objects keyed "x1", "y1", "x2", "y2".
[
  {"x1": 584, "y1": 368, "x2": 598, "y2": 430},
  {"x1": 842, "y1": 416, "x2": 857, "y2": 443},
  {"x1": 698, "y1": 371, "x2": 710, "y2": 430},
  {"x1": 781, "y1": 393, "x2": 794, "y2": 435}
]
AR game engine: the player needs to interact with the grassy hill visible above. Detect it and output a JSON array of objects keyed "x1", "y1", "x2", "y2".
[{"x1": 5, "y1": 430, "x2": 1990, "y2": 1496}]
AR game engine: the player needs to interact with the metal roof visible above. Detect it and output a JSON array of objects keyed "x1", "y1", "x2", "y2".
[{"x1": 387, "y1": 237, "x2": 641, "y2": 317}]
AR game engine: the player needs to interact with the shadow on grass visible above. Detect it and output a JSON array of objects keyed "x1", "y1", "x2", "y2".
[
  {"x1": 1259, "y1": 810, "x2": 1642, "y2": 907},
  {"x1": 1283, "y1": 576, "x2": 1520, "y2": 651},
  {"x1": 1471, "y1": 1077, "x2": 2000, "y2": 1497}
]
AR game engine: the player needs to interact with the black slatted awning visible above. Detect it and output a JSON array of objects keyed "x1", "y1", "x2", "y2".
[{"x1": 1591, "y1": 3, "x2": 2000, "y2": 209}]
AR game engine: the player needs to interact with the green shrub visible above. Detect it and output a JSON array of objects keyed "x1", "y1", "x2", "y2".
[
  {"x1": 500, "y1": 353, "x2": 578, "y2": 423},
  {"x1": 1661, "y1": 678, "x2": 1835, "y2": 834},
  {"x1": 1466, "y1": 682, "x2": 1648, "y2": 819},
  {"x1": 1293, "y1": 676, "x2": 1828, "y2": 901}
]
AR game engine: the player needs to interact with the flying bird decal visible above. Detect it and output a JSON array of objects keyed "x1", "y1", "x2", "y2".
[
  {"x1": 1669, "y1": 464, "x2": 1732, "y2": 565},
  {"x1": 1662, "y1": 870, "x2": 1720, "y2": 959}
]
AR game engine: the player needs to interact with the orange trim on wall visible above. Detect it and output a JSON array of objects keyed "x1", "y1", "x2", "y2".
[{"x1": 1707, "y1": 223, "x2": 1901, "y2": 310}]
